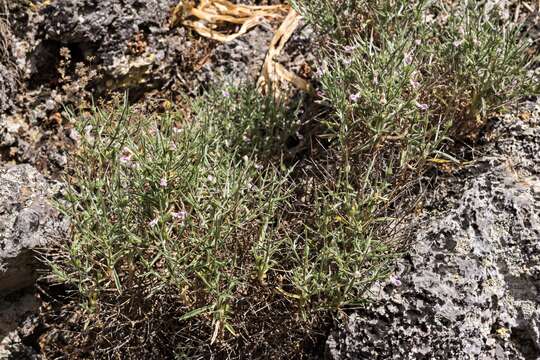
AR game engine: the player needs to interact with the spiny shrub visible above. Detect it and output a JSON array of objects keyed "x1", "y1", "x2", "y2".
[
  {"x1": 299, "y1": 0, "x2": 536, "y2": 140},
  {"x1": 43, "y1": 0, "x2": 536, "y2": 358}
]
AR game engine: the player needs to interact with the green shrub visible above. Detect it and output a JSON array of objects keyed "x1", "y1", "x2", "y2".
[
  {"x1": 44, "y1": 1, "x2": 536, "y2": 358},
  {"x1": 46, "y1": 90, "x2": 294, "y2": 356},
  {"x1": 299, "y1": 0, "x2": 535, "y2": 140}
]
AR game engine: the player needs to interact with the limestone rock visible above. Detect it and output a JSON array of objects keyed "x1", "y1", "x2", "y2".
[
  {"x1": 327, "y1": 101, "x2": 540, "y2": 360},
  {"x1": 0, "y1": 164, "x2": 66, "y2": 295}
]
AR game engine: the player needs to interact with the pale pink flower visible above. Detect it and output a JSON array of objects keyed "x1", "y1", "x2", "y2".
[
  {"x1": 159, "y1": 178, "x2": 168, "y2": 188},
  {"x1": 404, "y1": 52, "x2": 413, "y2": 65},
  {"x1": 410, "y1": 78, "x2": 421, "y2": 89},
  {"x1": 414, "y1": 39, "x2": 422, "y2": 46},
  {"x1": 170, "y1": 142, "x2": 177, "y2": 151},
  {"x1": 453, "y1": 39, "x2": 464, "y2": 48},
  {"x1": 222, "y1": 90, "x2": 230, "y2": 97},
  {"x1": 416, "y1": 101, "x2": 429, "y2": 111},
  {"x1": 119, "y1": 147, "x2": 133, "y2": 165},
  {"x1": 349, "y1": 93, "x2": 360, "y2": 102},
  {"x1": 119, "y1": 154, "x2": 132, "y2": 164},
  {"x1": 148, "y1": 218, "x2": 159, "y2": 227},
  {"x1": 390, "y1": 275, "x2": 402, "y2": 287},
  {"x1": 172, "y1": 210, "x2": 187, "y2": 221}
]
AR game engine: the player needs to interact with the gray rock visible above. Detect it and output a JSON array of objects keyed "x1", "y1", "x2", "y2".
[
  {"x1": 327, "y1": 101, "x2": 540, "y2": 360},
  {"x1": 0, "y1": 164, "x2": 66, "y2": 295},
  {"x1": 0, "y1": 290, "x2": 41, "y2": 360},
  {"x1": 0, "y1": 17, "x2": 20, "y2": 115},
  {"x1": 194, "y1": 25, "x2": 274, "y2": 90},
  {"x1": 38, "y1": 0, "x2": 181, "y2": 93}
]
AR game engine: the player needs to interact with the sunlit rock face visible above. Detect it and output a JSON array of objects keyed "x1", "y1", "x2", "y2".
[{"x1": 328, "y1": 101, "x2": 540, "y2": 360}]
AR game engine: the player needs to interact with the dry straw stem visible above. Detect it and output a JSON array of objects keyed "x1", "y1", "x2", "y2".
[
  {"x1": 171, "y1": 1, "x2": 311, "y2": 97},
  {"x1": 171, "y1": 0, "x2": 288, "y2": 42},
  {"x1": 257, "y1": 8, "x2": 312, "y2": 98}
]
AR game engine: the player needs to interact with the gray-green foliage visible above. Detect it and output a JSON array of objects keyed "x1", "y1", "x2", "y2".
[{"x1": 46, "y1": 0, "x2": 536, "y2": 358}]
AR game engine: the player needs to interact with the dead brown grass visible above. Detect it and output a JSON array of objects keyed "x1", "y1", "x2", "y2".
[
  {"x1": 171, "y1": 1, "x2": 311, "y2": 98},
  {"x1": 171, "y1": 0, "x2": 288, "y2": 42},
  {"x1": 257, "y1": 9, "x2": 312, "y2": 98}
]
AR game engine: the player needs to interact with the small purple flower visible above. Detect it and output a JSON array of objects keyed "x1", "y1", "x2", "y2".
[
  {"x1": 119, "y1": 154, "x2": 132, "y2": 164},
  {"x1": 172, "y1": 210, "x2": 187, "y2": 221},
  {"x1": 159, "y1": 178, "x2": 168, "y2": 188},
  {"x1": 415, "y1": 101, "x2": 429, "y2": 111},
  {"x1": 119, "y1": 147, "x2": 133, "y2": 165},
  {"x1": 344, "y1": 45, "x2": 354, "y2": 53},
  {"x1": 390, "y1": 275, "x2": 402, "y2": 287},
  {"x1": 404, "y1": 52, "x2": 413, "y2": 65},
  {"x1": 349, "y1": 93, "x2": 360, "y2": 102},
  {"x1": 222, "y1": 90, "x2": 230, "y2": 98},
  {"x1": 410, "y1": 78, "x2": 421, "y2": 89},
  {"x1": 148, "y1": 218, "x2": 159, "y2": 227},
  {"x1": 414, "y1": 39, "x2": 422, "y2": 46}
]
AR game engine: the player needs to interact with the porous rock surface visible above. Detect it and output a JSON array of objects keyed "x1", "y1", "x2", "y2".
[
  {"x1": 1, "y1": 0, "x2": 315, "y2": 173},
  {"x1": 0, "y1": 19, "x2": 19, "y2": 115},
  {"x1": 38, "y1": 0, "x2": 180, "y2": 93},
  {"x1": 0, "y1": 164, "x2": 66, "y2": 294},
  {"x1": 327, "y1": 101, "x2": 540, "y2": 360}
]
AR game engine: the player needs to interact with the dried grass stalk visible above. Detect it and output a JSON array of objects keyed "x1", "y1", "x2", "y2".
[
  {"x1": 171, "y1": 2, "x2": 312, "y2": 97},
  {"x1": 258, "y1": 9, "x2": 312, "y2": 99},
  {"x1": 171, "y1": 0, "x2": 288, "y2": 43}
]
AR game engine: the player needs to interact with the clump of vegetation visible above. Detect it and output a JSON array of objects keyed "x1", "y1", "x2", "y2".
[{"x1": 43, "y1": 1, "x2": 536, "y2": 358}]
